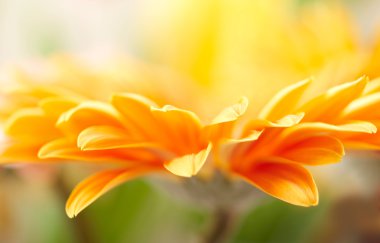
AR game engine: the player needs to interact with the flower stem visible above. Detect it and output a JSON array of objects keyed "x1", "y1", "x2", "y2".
[{"x1": 203, "y1": 207, "x2": 235, "y2": 243}]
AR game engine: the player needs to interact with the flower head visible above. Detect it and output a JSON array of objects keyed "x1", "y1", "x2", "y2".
[{"x1": 1, "y1": 62, "x2": 380, "y2": 217}]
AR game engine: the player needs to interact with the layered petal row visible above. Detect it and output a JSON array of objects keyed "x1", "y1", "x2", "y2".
[{"x1": 1, "y1": 75, "x2": 380, "y2": 216}]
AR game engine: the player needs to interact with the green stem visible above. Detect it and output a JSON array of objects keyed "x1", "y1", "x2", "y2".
[{"x1": 203, "y1": 207, "x2": 235, "y2": 243}]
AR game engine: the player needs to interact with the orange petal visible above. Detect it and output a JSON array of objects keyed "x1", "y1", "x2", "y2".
[
  {"x1": 111, "y1": 93, "x2": 159, "y2": 140},
  {"x1": 300, "y1": 76, "x2": 368, "y2": 122},
  {"x1": 0, "y1": 142, "x2": 42, "y2": 162},
  {"x1": 279, "y1": 136, "x2": 344, "y2": 165},
  {"x1": 343, "y1": 140, "x2": 380, "y2": 150},
  {"x1": 164, "y1": 143, "x2": 212, "y2": 177},
  {"x1": 38, "y1": 138, "x2": 123, "y2": 162},
  {"x1": 342, "y1": 121, "x2": 380, "y2": 149},
  {"x1": 151, "y1": 105, "x2": 203, "y2": 153},
  {"x1": 5, "y1": 108, "x2": 60, "y2": 142},
  {"x1": 210, "y1": 97, "x2": 248, "y2": 125},
  {"x1": 57, "y1": 101, "x2": 123, "y2": 136},
  {"x1": 340, "y1": 92, "x2": 380, "y2": 120},
  {"x1": 39, "y1": 97, "x2": 80, "y2": 118},
  {"x1": 238, "y1": 162, "x2": 318, "y2": 207},
  {"x1": 225, "y1": 130, "x2": 263, "y2": 145},
  {"x1": 77, "y1": 126, "x2": 159, "y2": 151},
  {"x1": 217, "y1": 131, "x2": 263, "y2": 171},
  {"x1": 244, "y1": 113, "x2": 304, "y2": 132},
  {"x1": 365, "y1": 77, "x2": 380, "y2": 94},
  {"x1": 66, "y1": 167, "x2": 156, "y2": 218},
  {"x1": 281, "y1": 121, "x2": 377, "y2": 142},
  {"x1": 258, "y1": 78, "x2": 311, "y2": 120},
  {"x1": 39, "y1": 138, "x2": 163, "y2": 164},
  {"x1": 204, "y1": 97, "x2": 248, "y2": 142}
]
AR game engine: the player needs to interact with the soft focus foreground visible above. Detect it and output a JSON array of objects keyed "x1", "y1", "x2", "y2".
[{"x1": 1, "y1": 0, "x2": 380, "y2": 243}]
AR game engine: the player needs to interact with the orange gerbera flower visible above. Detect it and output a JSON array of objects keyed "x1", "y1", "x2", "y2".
[
  {"x1": 224, "y1": 77, "x2": 377, "y2": 207},
  {"x1": 1, "y1": 1, "x2": 380, "y2": 219},
  {"x1": 2, "y1": 71, "x2": 379, "y2": 217}
]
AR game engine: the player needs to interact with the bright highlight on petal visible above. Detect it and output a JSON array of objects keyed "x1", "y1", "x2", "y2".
[
  {"x1": 259, "y1": 78, "x2": 311, "y2": 120},
  {"x1": 164, "y1": 143, "x2": 212, "y2": 177},
  {"x1": 77, "y1": 126, "x2": 152, "y2": 151},
  {"x1": 210, "y1": 97, "x2": 248, "y2": 125}
]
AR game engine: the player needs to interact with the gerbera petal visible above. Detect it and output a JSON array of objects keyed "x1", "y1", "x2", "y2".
[
  {"x1": 77, "y1": 126, "x2": 158, "y2": 151},
  {"x1": 39, "y1": 138, "x2": 164, "y2": 164},
  {"x1": 225, "y1": 130, "x2": 263, "y2": 145},
  {"x1": 239, "y1": 162, "x2": 318, "y2": 207},
  {"x1": 258, "y1": 78, "x2": 311, "y2": 120},
  {"x1": 217, "y1": 131, "x2": 263, "y2": 170},
  {"x1": 57, "y1": 101, "x2": 123, "y2": 135},
  {"x1": 300, "y1": 76, "x2": 368, "y2": 122},
  {"x1": 164, "y1": 143, "x2": 212, "y2": 177},
  {"x1": 204, "y1": 97, "x2": 249, "y2": 142},
  {"x1": 66, "y1": 167, "x2": 156, "y2": 218},
  {"x1": 0, "y1": 142, "x2": 42, "y2": 162},
  {"x1": 244, "y1": 113, "x2": 304, "y2": 132},
  {"x1": 342, "y1": 121, "x2": 380, "y2": 149},
  {"x1": 5, "y1": 108, "x2": 60, "y2": 142},
  {"x1": 151, "y1": 105, "x2": 203, "y2": 153},
  {"x1": 38, "y1": 138, "x2": 123, "y2": 162},
  {"x1": 111, "y1": 93, "x2": 159, "y2": 140},
  {"x1": 340, "y1": 92, "x2": 380, "y2": 120},
  {"x1": 280, "y1": 136, "x2": 344, "y2": 165},
  {"x1": 38, "y1": 97, "x2": 80, "y2": 118},
  {"x1": 281, "y1": 121, "x2": 377, "y2": 142},
  {"x1": 364, "y1": 77, "x2": 380, "y2": 94},
  {"x1": 210, "y1": 97, "x2": 248, "y2": 125}
]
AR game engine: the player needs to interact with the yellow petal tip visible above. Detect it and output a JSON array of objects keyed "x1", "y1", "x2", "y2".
[
  {"x1": 164, "y1": 144, "x2": 212, "y2": 177},
  {"x1": 210, "y1": 97, "x2": 248, "y2": 125}
]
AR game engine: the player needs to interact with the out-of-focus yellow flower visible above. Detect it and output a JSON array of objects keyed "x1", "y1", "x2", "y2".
[
  {"x1": 133, "y1": 0, "x2": 375, "y2": 116},
  {"x1": 365, "y1": 30, "x2": 380, "y2": 78}
]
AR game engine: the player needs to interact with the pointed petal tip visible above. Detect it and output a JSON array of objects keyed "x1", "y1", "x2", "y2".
[
  {"x1": 301, "y1": 77, "x2": 314, "y2": 85},
  {"x1": 164, "y1": 143, "x2": 212, "y2": 177},
  {"x1": 370, "y1": 124, "x2": 377, "y2": 134},
  {"x1": 238, "y1": 96, "x2": 249, "y2": 106},
  {"x1": 66, "y1": 200, "x2": 84, "y2": 218},
  {"x1": 239, "y1": 162, "x2": 319, "y2": 207},
  {"x1": 351, "y1": 121, "x2": 377, "y2": 134},
  {"x1": 76, "y1": 130, "x2": 90, "y2": 151},
  {"x1": 286, "y1": 185, "x2": 319, "y2": 207},
  {"x1": 210, "y1": 97, "x2": 249, "y2": 125},
  {"x1": 65, "y1": 168, "x2": 153, "y2": 219},
  {"x1": 65, "y1": 208, "x2": 76, "y2": 219},
  {"x1": 259, "y1": 78, "x2": 311, "y2": 120},
  {"x1": 150, "y1": 105, "x2": 175, "y2": 113},
  {"x1": 328, "y1": 76, "x2": 368, "y2": 96},
  {"x1": 37, "y1": 146, "x2": 50, "y2": 159},
  {"x1": 277, "y1": 112, "x2": 304, "y2": 126}
]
